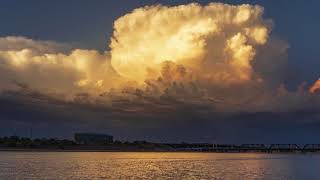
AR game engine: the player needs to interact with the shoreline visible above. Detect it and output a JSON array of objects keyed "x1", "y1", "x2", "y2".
[{"x1": 0, "y1": 148, "x2": 318, "y2": 154}]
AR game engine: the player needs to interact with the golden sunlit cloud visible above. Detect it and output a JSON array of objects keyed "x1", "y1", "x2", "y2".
[
  {"x1": 0, "y1": 36, "x2": 70, "y2": 53},
  {"x1": 110, "y1": 3, "x2": 270, "y2": 84},
  {"x1": 0, "y1": 3, "x2": 319, "y2": 113},
  {"x1": 0, "y1": 43, "x2": 119, "y2": 95}
]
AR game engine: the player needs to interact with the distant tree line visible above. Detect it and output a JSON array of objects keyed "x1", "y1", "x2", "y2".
[
  {"x1": 0, "y1": 136, "x2": 172, "y2": 150},
  {"x1": 0, "y1": 136, "x2": 75, "y2": 149}
]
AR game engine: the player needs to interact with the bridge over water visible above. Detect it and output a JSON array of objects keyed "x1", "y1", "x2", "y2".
[{"x1": 169, "y1": 144, "x2": 320, "y2": 153}]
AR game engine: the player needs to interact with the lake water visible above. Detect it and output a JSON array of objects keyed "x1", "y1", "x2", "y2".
[{"x1": 0, "y1": 152, "x2": 319, "y2": 179}]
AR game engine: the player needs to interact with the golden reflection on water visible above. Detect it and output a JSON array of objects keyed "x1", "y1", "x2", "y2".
[{"x1": 0, "y1": 152, "x2": 319, "y2": 179}]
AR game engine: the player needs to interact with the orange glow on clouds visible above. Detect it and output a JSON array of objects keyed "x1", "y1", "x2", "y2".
[
  {"x1": 310, "y1": 79, "x2": 320, "y2": 94},
  {"x1": 110, "y1": 3, "x2": 270, "y2": 84}
]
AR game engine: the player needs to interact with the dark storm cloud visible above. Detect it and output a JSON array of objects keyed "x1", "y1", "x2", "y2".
[{"x1": 1, "y1": 84, "x2": 320, "y2": 143}]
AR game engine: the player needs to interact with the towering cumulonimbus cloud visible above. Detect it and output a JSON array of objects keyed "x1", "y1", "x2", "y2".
[
  {"x1": 0, "y1": 3, "x2": 274, "y2": 99},
  {"x1": 110, "y1": 3, "x2": 271, "y2": 84},
  {"x1": 1, "y1": 2, "x2": 319, "y2": 115}
]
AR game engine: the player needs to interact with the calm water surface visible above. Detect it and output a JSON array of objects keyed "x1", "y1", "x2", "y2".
[{"x1": 0, "y1": 152, "x2": 319, "y2": 179}]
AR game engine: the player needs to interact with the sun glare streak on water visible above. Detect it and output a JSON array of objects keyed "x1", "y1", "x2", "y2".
[{"x1": 0, "y1": 152, "x2": 319, "y2": 179}]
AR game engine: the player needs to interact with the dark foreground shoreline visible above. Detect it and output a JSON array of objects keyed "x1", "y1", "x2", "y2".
[
  {"x1": 1, "y1": 136, "x2": 320, "y2": 153},
  {"x1": 1, "y1": 145, "x2": 320, "y2": 153},
  {"x1": 0, "y1": 149, "x2": 319, "y2": 154}
]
